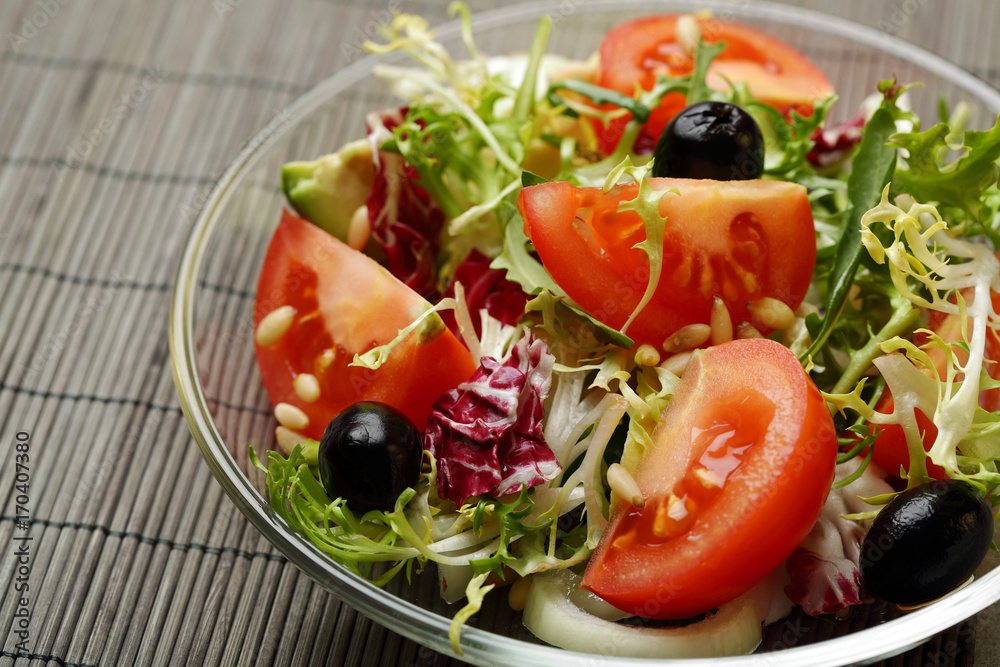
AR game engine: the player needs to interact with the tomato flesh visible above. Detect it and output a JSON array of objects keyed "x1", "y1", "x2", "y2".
[
  {"x1": 593, "y1": 15, "x2": 834, "y2": 154},
  {"x1": 582, "y1": 338, "x2": 837, "y2": 619},
  {"x1": 518, "y1": 178, "x2": 815, "y2": 346},
  {"x1": 254, "y1": 211, "x2": 477, "y2": 440}
]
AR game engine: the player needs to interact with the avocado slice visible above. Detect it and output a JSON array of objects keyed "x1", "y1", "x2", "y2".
[{"x1": 281, "y1": 138, "x2": 376, "y2": 243}]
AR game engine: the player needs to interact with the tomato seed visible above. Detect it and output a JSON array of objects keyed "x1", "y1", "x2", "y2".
[
  {"x1": 653, "y1": 493, "x2": 696, "y2": 539},
  {"x1": 275, "y1": 402, "x2": 310, "y2": 431},
  {"x1": 255, "y1": 305, "x2": 296, "y2": 347},
  {"x1": 293, "y1": 373, "x2": 321, "y2": 403},
  {"x1": 317, "y1": 348, "x2": 337, "y2": 372},
  {"x1": 692, "y1": 466, "x2": 723, "y2": 489}
]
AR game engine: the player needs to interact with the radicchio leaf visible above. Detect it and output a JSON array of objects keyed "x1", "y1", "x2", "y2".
[
  {"x1": 784, "y1": 460, "x2": 893, "y2": 615},
  {"x1": 807, "y1": 113, "x2": 864, "y2": 168},
  {"x1": 441, "y1": 249, "x2": 530, "y2": 337},
  {"x1": 424, "y1": 334, "x2": 560, "y2": 505},
  {"x1": 366, "y1": 108, "x2": 446, "y2": 299}
]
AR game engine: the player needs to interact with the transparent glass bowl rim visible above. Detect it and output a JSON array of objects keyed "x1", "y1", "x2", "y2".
[{"x1": 169, "y1": 2, "x2": 1000, "y2": 665}]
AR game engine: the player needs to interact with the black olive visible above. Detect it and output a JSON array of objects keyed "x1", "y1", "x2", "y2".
[
  {"x1": 860, "y1": 479, "x2": 994, "y2": 607},
  {"x1": 318, "y1": 402, "x2": 423, "y2": 513},
  {"x1": 652, "y1": 101, "x2": 764, "y2": 181}
]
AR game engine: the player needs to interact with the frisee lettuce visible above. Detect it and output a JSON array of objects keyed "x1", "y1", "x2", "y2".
[{"x1": 826, "y1": 187, "x2": 1000, "y2": 490}]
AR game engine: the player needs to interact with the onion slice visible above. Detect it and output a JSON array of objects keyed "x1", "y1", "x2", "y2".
[{"x1": 522, "y1": 569, "x2": 762, "y2": 658}]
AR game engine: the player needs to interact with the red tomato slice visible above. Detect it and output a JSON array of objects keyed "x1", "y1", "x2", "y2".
[
  {"x1": 582, "y1": 338, "x2": 837, "y2": 619},
  {"x1": 254, "y1": 211, "x2": 477, "y2": 441},
  {"x1": 518, "y1": 178, "x2": 815, "y2": 346},
  {"x1": 870, "y1": 282, "x2": 1000, "y2": 479},
  {"x1": 593, "y1": 15, "x2": 835, "y2": 154}
]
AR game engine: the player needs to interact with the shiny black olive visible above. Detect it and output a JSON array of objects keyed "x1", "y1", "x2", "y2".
[
  {"x1": 652, "y1": 101, "x2": 764, "y2": 180},
  {"x1": 860, "y1": 479, "x2": 994, "y2": 607},
  {"x1": 318, "y1": 401, "x2": 423, "y2": 513}
]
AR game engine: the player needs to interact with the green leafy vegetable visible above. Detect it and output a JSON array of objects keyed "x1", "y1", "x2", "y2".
[
  {"x1": 801, "y1": 106, "x2": 897, "y2": 364},
  {"x1": 891, "y1": 115, "x2": 1000, "y2": 225},
  {"x1": 602, "y1": 157, "x2": 676, "y2": 338}
]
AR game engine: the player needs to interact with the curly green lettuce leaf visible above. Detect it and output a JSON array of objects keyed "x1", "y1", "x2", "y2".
[
  {"x1": 890, "y1": 114, "x2": 1000, "y2": 226},
  {"x1": 350, "y1": 299, "x2": 455, "y2": 370},
  {"x1": 602, "y1": 157, "x2": 677, "y2": 338},
  {"x1": 469, "y1": 485, "x2": 554, "y2": 576},
  {"x1": 749, "y1": 95, "x2": 837, "y2": 177},
  {"x1": 841, "y1": 191, "x2": 1000, "y2": 487},
  {"x1": 449, "y1": 572, "x2": 494, "y2": 654}
]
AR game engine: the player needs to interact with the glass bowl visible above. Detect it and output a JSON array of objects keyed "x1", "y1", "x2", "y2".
[{"x1": 169, "y1": 1, "x2": 1000, "y2": 665}]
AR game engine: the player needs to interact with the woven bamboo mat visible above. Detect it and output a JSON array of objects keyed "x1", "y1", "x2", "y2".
[{"x1": 0, "y1": 0, "x2": 997, "y2": 665}]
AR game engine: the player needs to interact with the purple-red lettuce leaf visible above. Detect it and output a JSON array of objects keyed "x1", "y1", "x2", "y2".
[
  {"x1": 441, "y1": 249, "x2": 529, "y2": 338},
  {"x1": 424, "y1": 334, "x2": 560, "y2": 505},
  {"x1": 784, "y1": 460, "x2": 892, "y2": 615},
  {"x1": 365, "y1": 108, "x2": 446, "y2": 299}
]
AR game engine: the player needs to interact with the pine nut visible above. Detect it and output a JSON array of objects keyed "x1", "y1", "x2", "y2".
[
  {"x1": 275, "y1": 426, "x2": 307, "y2": 455},
  {"x1": 710, "y1": 297, "x2": 733, "y2": 345},
  {"x1": 676, "y1": 14, "x2": 701, "y2": 57},
  {"x1": 508, "y1": 575, "x2": 532, "y2": 611},
  {"x1": 662, "y1": 323, "x2": 711, "y2": 353},
  {"x1": 736, "y1": 321, "x2": 764, "y2": 339},
  {"x1": 634, "y1": 343, "x2": 661, "y2": 367},
  {"x1": 607, "y1": 463, "x2": 644, "y2": 508},
  {"x1": 347, "y1": 205, "x2": 370, "y2": 250},
  {"x1": 275, "y1": 402, "x2": 310, "y2": 431},
  {"x1": 747, "y1": 297, "x2": 796, "y2": 330},
  {"x1": 660, "y1": 350, "x2": 694, "y2": 376},
  {"x1": 293, "y1": 373, "x2": 321, "y2": 403},
  {"x1": 255, "y1": 305, "x2": 296, "y2": 347}
]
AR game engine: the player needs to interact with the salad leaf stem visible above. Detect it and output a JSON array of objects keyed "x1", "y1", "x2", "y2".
[
  {"x1": 829, "y1": 289, "x2": 918, "y2": 396},
  {"x1": 512, "y1": 15, "x2": 553, "y2": 121}
]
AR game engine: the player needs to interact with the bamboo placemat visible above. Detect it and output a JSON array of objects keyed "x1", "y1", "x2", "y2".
[{"x1": 0, "y1": 0, "x2": 997, "y2": 665}]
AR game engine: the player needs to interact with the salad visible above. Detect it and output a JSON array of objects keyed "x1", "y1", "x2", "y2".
[{"x1": 249, "y1": 5, "x2": 1000, "y2": 659}]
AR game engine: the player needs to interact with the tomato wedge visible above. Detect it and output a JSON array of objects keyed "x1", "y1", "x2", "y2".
[
  {"x1": 518, "y1": 178, "x2": 815, "y2": 346},
  {"x1": 254, "y1": 211, "x2": 477, "y2": 441},
  {"x1": 593, "y1": 15, "x2": 834, "y2": 154},
  {"x1": 582, "y1": 338, "x2": 837, "y2": 619},
  {"x1": 871, "y1": 283, "x2": 1000, "y2": 479}
]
